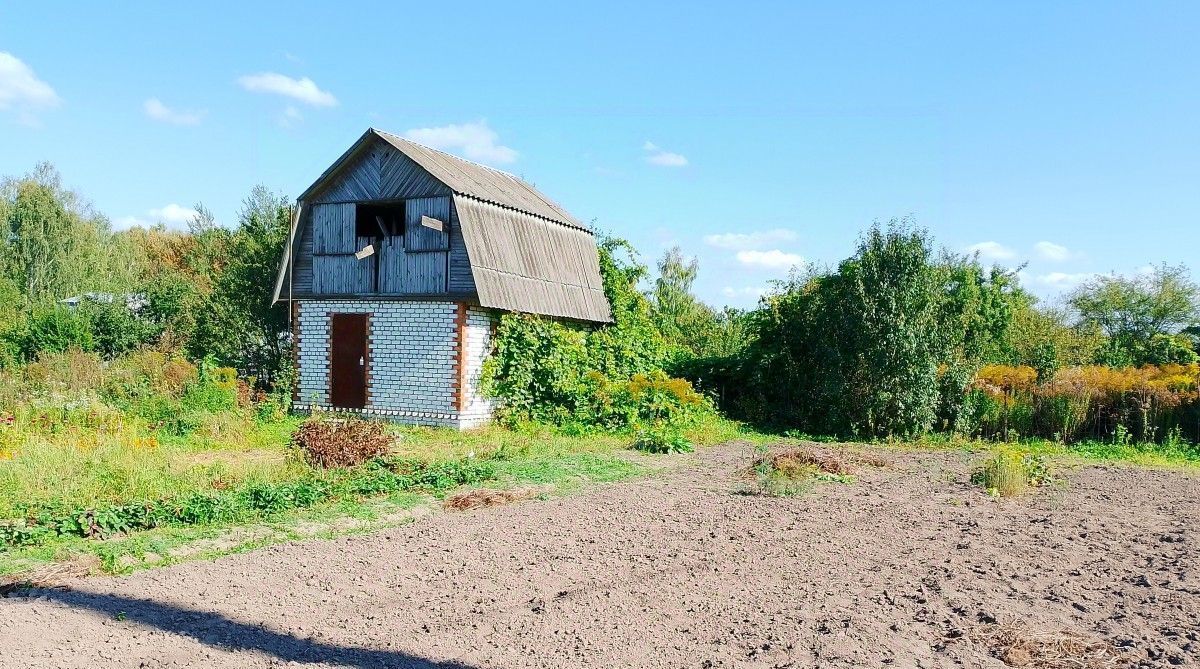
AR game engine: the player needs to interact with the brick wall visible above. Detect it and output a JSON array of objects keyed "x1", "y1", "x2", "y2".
[{"x1": 294, "y1": 300, "x2": 497, "y2": 428}]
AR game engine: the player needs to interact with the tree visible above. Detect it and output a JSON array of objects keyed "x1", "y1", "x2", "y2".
[
  {"x1": 0, "y1": 163, "x2": 139, "y2": 304},
  {"x1": 190, "y1": 186, "x2": 292, "y2": 384},
  {"x1": 1069, "y1": 264, "x2": 1200, "y2": 366}
]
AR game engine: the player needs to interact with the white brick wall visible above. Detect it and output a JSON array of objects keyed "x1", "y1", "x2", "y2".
[{"x1": 293, "y1": 300, "x2": 497, "y2": 429}]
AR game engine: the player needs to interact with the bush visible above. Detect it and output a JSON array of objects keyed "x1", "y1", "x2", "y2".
[
  {"x1": 7, "y1": 307, "x2": 94, "y2": 361},
  {"x1": 632, "y1": 425, "x2": 693, "y2": 454},
  {"x1": 970, "y1": 448, "x2": 1055, "y2": 497},
  {"x1": 291, "y1": 413, "x2": 394, "y2": 468}
]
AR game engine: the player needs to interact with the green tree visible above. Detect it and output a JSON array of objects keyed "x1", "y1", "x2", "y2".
[
  {"x1": 0, "y1": 163, "x2": 138, "y2": 303},
  {"x1": 190, "y1": 186, "x2": 292, "y2": 384},
  {"x1": 1068, "y1": 264, "x2": 1200, "y2": 366}
]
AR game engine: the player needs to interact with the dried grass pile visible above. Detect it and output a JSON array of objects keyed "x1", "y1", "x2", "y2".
[
  {"x1": 443, "y1": 486, "x2": 551, "y2": 511},
  {"x1": 970, "y1": 623, "x2": 1122, "y2": 669}
]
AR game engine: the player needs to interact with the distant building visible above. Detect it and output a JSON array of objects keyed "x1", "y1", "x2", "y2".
[
  {"x1": 59, "y1": 293, "x2": 147, "y2": 312},
  {"x1": 273, "y1": 129, "x2": 611, "y2": 428}
]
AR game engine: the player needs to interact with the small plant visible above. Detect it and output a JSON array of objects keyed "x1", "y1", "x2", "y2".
[
  {"x1": 291, "y1": 413, "x2": 394, "y2": 468},
  {"x1": 739, "y1": 445, "x2": 857, "y2": 496},
  {"x1": 971, "y1": 448, "x2": 1056, "y2": 497},
  {"x1": 632, "y1": 425, "x2": 693, "y2": 454}
]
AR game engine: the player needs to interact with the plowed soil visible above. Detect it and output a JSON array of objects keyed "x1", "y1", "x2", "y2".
[{"x1": 2, "y1": 442, "x2": 1197, "y2": 668}]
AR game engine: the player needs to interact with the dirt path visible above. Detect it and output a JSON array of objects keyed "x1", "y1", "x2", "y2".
[{"x1": 2, "y1": 443, "x2": 1197, "y2": 668}]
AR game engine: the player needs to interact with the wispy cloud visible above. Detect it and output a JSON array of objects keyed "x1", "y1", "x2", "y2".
[
  {"x1": 704, "y1": 228, "x2": 798, "y2": 251},
  {"x1": 1033, "y1": 241, "x2": 1075, "y2": 262},
  {"x1": 279, "y1": 105, "x2": 303, "y2": 128},
  {"x1": 0, "y1": 52, "x2": 60, "y2": 124},
  {"x1": 736, "y1": 249, "x2": 804, "y2": 271},
  {"x1": 115, "y1": 203, "x2": 201, "y2": 231},
  {"x1": 721, "y1": 285, "x2": 767, "y2": 300},
  {"x1": 403, "y1": 120, "x2": 518, "y2": 165},
  {"x1": 1034, "y1": 271, "x2": 1093, "y2": 288},
  {"x1": 237, "y1": 72, "x2": 337, "y2": 107},
  {"x1": 143, "y1": 98, "x2": 205, "y2": 125},
  {"x1": 966, "y1": 241, "x2": 1017, "y2": 261},
  {"x1": 642, "y1": 141, "x2": 688, "y2": 167}
]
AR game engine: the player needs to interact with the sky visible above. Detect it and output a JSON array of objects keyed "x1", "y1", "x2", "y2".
[{"x1": 1, "y1": 2, "x2": 1197, "y2": 308}]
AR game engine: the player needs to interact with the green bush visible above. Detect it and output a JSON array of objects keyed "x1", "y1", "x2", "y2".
[
  {"x1": 632, "y1": 425, "x2": 693, "y2": 454},
  {"x1": 7, "y1": 307, "x2": 94, "y2": 361}
]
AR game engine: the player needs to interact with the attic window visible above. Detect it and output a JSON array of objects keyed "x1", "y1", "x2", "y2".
[{"x1": 355, "y1": 202, "x2": 405, "y2": 238}]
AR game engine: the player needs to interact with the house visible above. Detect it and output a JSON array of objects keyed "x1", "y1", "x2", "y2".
[{"x1": 272, "y1": 128, "x2": 612, "y2": 428}]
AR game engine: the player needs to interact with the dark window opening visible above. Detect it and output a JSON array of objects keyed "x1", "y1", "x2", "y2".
[{"x1": 355, "y1": 202, "x2": 406, "y2": 239}]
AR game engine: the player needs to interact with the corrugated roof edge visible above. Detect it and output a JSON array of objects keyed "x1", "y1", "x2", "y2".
[{"x1": 370, "y1": 128, "x2": 593, "y2": 234}]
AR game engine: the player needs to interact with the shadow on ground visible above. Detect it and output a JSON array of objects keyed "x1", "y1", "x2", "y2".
[{"x1": 28, "y1": 588, "x2": 475, "y2": 669}]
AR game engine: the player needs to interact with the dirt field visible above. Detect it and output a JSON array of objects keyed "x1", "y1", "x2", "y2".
[{"x1": 2, "y1": 442, "x2": 1197, "y2": 668}]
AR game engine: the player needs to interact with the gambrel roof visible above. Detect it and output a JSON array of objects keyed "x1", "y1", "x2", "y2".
[{"x1": 275, "y1": 129, "x2": 611, "y2": 323}]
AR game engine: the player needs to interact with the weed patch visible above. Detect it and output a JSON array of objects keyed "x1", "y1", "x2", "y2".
[{"x1": 970, "y1": 448, "x2": 1058, "y2": 497}]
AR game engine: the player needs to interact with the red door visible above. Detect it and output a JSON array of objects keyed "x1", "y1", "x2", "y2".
[{"x1": 330, "y1": 313, "x2": 368, "y2": 409}]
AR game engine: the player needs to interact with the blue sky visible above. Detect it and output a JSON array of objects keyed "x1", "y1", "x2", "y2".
[{"x1": 1, "y1": 2, "x2": 1197, "y2": 307}]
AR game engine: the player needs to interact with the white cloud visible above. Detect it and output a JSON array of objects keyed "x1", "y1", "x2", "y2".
[
  {"x1": 279, "y1": 105, "x2": 303, "y2": 128},
  {"x1": 1033, "y1": 241, "x2": 1075, "y2": 262},
  {"x1": 143, "y1": 98, "x2": 205, "y2": 125},
  {"x1": 735, "y1": 249, "x2": 805, "y2": 271},
  {"x1": 965, "y1": 241, "x2": 1017, "y2": 261},
  {"x1": 721, "y1": 286, "x2": 767, "y2": 299},
  {"x1": 115, "y1": 203, "x2": 201, "y2": 231},
  {"x1": 704, "y1": 228, "x2": 798, "y2": 251},
  {"x1": 403, "y1": 121, "x2": 518, "y2": 165},
  {"x1": 1034, "y1": 271, "x2": 1093, "y2": 288},
  {"x1": 237, "y1": 72, "x2": 337, "y2": 107},
  {"x1": 0, "y1": 52, "x2": 60, "y2": 122},
  {"x1": 642, "y1": 141, "x2": 688, "y2": 167}
]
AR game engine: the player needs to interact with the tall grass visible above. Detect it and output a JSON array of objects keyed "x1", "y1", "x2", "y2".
[{"x1": 972, "y1": 364, "x2": 1200, "y2": 446}]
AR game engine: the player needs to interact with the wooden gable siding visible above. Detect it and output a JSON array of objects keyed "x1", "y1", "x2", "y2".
[
  {"x1": 310, "y1": 137, "x2": 449, "y2": 204},
  {"x1": 311, "y1": 145, "x2": 380, "y2": 203},
  {"x1": 380, "y1": 144, "x2": 450, "y2": 200},
  {"x1": 292, "y1": 207, "x2": 315, "y2": 293}
]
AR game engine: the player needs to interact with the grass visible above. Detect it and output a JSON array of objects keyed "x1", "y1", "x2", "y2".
[{"x1": 1, "y1": 413, "x2": 757, "y2": 582}]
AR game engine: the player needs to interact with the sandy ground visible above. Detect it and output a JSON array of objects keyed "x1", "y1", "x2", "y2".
[{"x1": 2, "y1": 442, "x2": 1197, "y2": 668}]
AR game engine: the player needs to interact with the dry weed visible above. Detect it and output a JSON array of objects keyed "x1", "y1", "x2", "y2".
[
  {"x1": 443, "y1": 485, "x2": 552, "y2": 511},
  {"x1": 0, "y1": 554, "x2": 100, "y2": 595},
  {"x1": 971, "y1": 623, "x2": 1121, "y2": 669}
]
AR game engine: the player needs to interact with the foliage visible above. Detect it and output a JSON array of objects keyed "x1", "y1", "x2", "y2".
[
  {"x1": 738, "y1": 220, "x2": 1022, "y2": 438},
  {"x1": 649, "y1": 246, "x2": 751, "y2": 360},
  {"x1": 0, "y1": 455, "x2": 493, "y2": 548},
  {"x1": 483, "y1": 235, "x2": 698, "y2": 434},
  {"x1": 631, "y1": 424, "x2": 694, "y2": 454},
  {"x1": 970, "y1": 448, "x2": 1056, "y2": 497},
  {"x1": 969, "y1": 363, "x2": 1199, "y2": 445},
  {"x1": 5, "y1": 306, "x2": 95, "y2": 360},
  {"x1": 291, "y1": 413, "x2": 394, "y2": 468},
  {"x1": 1069, "y1": 264, "x2": 1200, "y2": 366},
  {"x1": 188, "y1": 186, "x2": 292, "y2": 384}
]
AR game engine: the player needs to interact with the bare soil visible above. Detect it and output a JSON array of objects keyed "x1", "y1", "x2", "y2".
[{"x1": 2, "y1": 442, "x2": 1197, "y2": 668}]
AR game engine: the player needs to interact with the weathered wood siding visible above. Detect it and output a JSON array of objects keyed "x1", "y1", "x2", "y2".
[
  {"x1": 312, "y1": 203, "x2": 356, "y2": 254},
  {"x1": 404, "y1": 197, "x2": 450, "y2": 252},
  {"x1": 312, "y1": 255, "x2": 373, "y2": 294},
  {"x1": 377, "y1": 237, "x2": 407, "y2": 293},
  {"x1": 312, "y1": 146, "x2": 380, "y2": 203},
  {"x1": 448, "y1": 202, "x2": 474, "y2": 294},
  {"x1": 292, "y1": 207, "x2": 314, "y2": 293}
]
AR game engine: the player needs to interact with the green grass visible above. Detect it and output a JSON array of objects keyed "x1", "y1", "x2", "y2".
[{"x1": 2, "y1": 413, "x2": 748, "y2": 581}]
